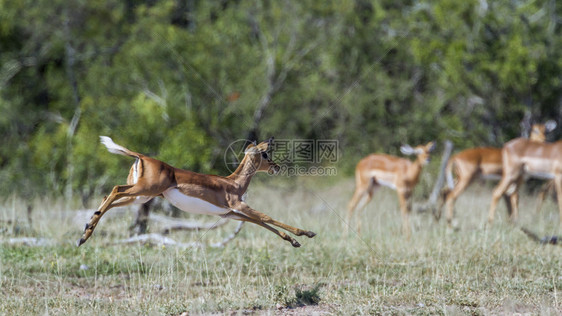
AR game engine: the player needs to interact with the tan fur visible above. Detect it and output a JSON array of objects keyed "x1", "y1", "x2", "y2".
[
  {"x1": 440, "y1": 123, "x2": 555, "y2": 225},
  {"x1": 488, "y1": 136, "x2": 562, "y2": 226},
  {"x1": 439, "y1": 147, "x2": 503, "y2": 224},
  {"x1": 346, "y1": 142, "x2": 435, "y2": 239},
  {"x1": 78, "y1": 138, "x2": 316, "y2": 248}
]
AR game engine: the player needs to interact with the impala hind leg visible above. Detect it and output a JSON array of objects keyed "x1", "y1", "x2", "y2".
[
  {"x1": 508, "y1": 178, "x2": 523, "y2": 222},
  {"x1": 444, "y1": 175, "x2": 473, "y2": 226},
  {"x1": 346, "y1": 188, "x2": 364, "y2": 229},
  {"x1": 503, "y1": 192, "x2": 520, "y2": 223},
  {"x1": 78, "y1": 185, "x2": 150, "y2": 246},
  {"x1": 238, "y1": 203, "x2": 316, "y2": 238},
  {"x1": 346, "y1": 180, "x2": 374, "y2": 234},
  {"x1": 223, "y1": 211, "x2": 302, "y2": 247},
  {"x1": 510, "y1": 192, "x2": 520, "y2": 222},
  {"x1": 502, "y1": 195, "x2": 513, "y2": 219},
  {"x1": 353, "y1": 185, "x2": 376, "y2": 234},
  {"x1": 535, "y1": 180, "x2": 554, "y2": 214}
]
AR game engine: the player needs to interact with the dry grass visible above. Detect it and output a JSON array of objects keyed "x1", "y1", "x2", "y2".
[{"x1": 1, "y1": 177, "x2": 561, "y2": 315}]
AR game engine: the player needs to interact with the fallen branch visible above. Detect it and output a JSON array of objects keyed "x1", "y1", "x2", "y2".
[
  {"x1": 148, "y1": 213, "x2": 230, "y2": 233},
  {"x1": 115, "y1": 221, "x2": 245, "y2": 248},
  {"x1": 520, "y1": 227, "x2": 560, "y2": 245},
  {"x1": 73, "y1": 208, "x2": 229, "y2": 234},
  {"x1": 1, "y1": 237, "x2": 55, "y2": 247},
  {"x1": 210, "y1": 221, "x2": 245, "y2": 248},
  {"x1": 115, "y1": 233, "x2": 204, "y2": 248}
]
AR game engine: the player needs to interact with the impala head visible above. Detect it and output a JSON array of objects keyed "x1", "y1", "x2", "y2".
[
  {"x1": 244, "y1": 137, "x2": 281, "y2": 175},
  {"x1": 530, "y1": 120, "x2": 557, "y2": 142},
  {"x1": 400, "y1": 141, "x2": 435, "y2": 165}
]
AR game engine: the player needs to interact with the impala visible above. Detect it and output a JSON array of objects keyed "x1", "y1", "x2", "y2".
[
  {"x1": 346, "y1": 141, "x2": 435, "y2": 238},
  {"x1": 488, "y1": 126, "x2": 562, "y2": 226},
  {"x1": 78, "y1": 137, "x2": 316, "y2": 247},
  {"x1": 439, "y1": 121, "x2": 556, "y2": 225}
]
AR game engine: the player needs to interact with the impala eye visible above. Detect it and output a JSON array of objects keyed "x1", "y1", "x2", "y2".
[{"x1": 261, "y1": 152, "x2": 268, "y2": 159}]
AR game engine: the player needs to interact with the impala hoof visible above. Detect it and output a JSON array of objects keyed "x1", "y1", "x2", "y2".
[
  {"x1": 305, "y1": 231, "x2": 316, "y2": 238},
  {"x1": 291, "y1": 240, "x2": 301, "y2": 247},
  {"x1": 77, "y1": 238, "x2": 86, "y2": 247}
]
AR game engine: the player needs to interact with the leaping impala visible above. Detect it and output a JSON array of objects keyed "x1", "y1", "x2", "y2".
[
  {"x1": 488, "y1": 125, "x2": 562, "y2": 226},
  {"x1": 78, "y1": 137, "x2": 316, "y2": 247},
  {"x1": 346, "y1": 141, "x2": 435, "y2": 238},
  {"x1": 438, "y1": 121, "x2": 557, "y2": 225}
]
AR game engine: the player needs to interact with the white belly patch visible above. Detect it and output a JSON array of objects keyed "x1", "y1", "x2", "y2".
[
  {"x1": 162, "y1": 188, "x2": 229, "y2": 216},
  {"x1": 376, "y1": 179, "x2": 397, "y2": 190},
  {"x1": 524, "y1": 170, "x2": 555, "y2": 180},
  {"x1": 134, "y1": 196, "x2": 152, "y2": 204},
  {"x1": 368, "y1": 171, "x2": 397, "y2": 190}
]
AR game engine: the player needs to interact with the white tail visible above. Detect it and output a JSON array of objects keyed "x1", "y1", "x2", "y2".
[{"x1": 99, "y1": 136, "x2": 137, "y2": 157}]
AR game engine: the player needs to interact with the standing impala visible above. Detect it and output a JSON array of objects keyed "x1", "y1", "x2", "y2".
[
  {"x1": 346, "y1": 141, "x2": 435, "y2": 238},
  {"x1": 439, "y1": 121, "x2": 556, "y2": 225},
  {"x1": 78, "y1": 137, "x2": 316, "y2": 247},
  {"x1": 488, "y1": 127, "x2": 562, "y2": 226}
]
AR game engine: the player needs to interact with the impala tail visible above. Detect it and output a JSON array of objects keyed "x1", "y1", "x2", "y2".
[
  {"x1": 438, "y1": 158, "x2": 455, "y2": 204},
  {"x1": 435, "y1": 157, "x2": 455, "y2": 221},
  {"x1": 77, "y1": 137, "x2": 144, "y2": 247},
  {"x1": 100, "y1": 136, "x2": 141, "y2": 158}
]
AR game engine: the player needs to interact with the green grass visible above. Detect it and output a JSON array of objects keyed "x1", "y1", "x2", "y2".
[{"x1": 1, "y1": 178, "x2": 561, "y2": 315}]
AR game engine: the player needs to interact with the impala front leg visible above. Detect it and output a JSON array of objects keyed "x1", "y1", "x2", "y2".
[
  {"x1": 508, "y1": 192, "x2": 520, "y2": 222},
  {"x1": 554, "y1": 176, "x2": 562, "y2": 227},
  {"x1": 489, "y1": 178, "x2": 511, "y2": 224},
  {"x1": 445, "y1": 176, "x2": 472, "y2": 226},
  {"x1": 535, "y1": 181, "x2": 553, "y2": 214},
  {"x1": 397, "y1": 190, "x2": 411, "y2": 240},
  {"x1": 489, "y1": 175, "x2": 520, "y2": 224}
]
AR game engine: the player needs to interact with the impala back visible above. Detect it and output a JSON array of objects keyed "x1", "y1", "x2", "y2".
[{"x1": 504, "y1": 138, "x2": 562, "y2": 179}]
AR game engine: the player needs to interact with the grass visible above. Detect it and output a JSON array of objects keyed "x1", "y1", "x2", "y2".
[{"x1": 0, "y1": 177, "x2": 561, "y2": 315}]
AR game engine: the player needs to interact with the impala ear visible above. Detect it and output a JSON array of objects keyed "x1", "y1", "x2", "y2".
[
  {"x1": 244, "y1": 141, "x2": 257, "y2": 153},
  {"x1": 400, "y1": 144, "x2": 416, "y2": 155},
  {"x1": 545, "y1": 120, "x2": 557, "y2": 132},
  {"x1": 267, "y1": 137, "x2": 274, "y2": 150},
  {"x1": 427, "y1": 141, "x2": 436, "y2": 152}
]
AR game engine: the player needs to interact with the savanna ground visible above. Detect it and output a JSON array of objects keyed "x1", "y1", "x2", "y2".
[{"x1": 1, "y1": 177, "x2": 561, "y2": 315}]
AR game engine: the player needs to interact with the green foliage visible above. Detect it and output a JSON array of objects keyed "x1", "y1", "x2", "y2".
[
  {"x1": 290, "y1": 283, "x2": 322, "y2": 307},
  {"x1": 1, "y1": 0, "x2": 561, "y2": 198}
]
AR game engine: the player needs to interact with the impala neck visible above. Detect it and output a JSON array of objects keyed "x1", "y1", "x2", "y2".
[
  {"x1": 227, "y1": 153, "x2": 260, "y2": 192},
  {"x1": 407, "y1": 157, "x2": 424, "y2": 182}
]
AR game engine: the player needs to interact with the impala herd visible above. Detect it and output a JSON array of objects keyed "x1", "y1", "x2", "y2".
[{"x1": 79, "y1": 121, "x2": 561, "y2": 247}]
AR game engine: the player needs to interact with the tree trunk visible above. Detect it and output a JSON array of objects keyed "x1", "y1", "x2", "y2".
[
  {"x1": 417, "y1": 140, "x2": 453, "y2": 216},
  {"x1": 130, "y1": 199, "x2": 153, "y2": 235},
  {"x1": 63, "y1": 11, "x2": 82, "y2": 201}
]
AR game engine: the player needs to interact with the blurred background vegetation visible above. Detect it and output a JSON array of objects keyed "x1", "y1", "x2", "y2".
[{"x1": 1, "y1": 0, "x2": 561, "y2": 202}]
